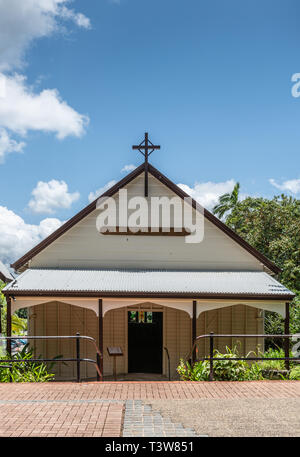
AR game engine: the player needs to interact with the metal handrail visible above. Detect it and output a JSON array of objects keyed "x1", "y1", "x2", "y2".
[
  {"x1": 194, "y1": 333, "x2": 297, "y2": 339},
  {"x1": 164, "y1": 346, "x2": 170, "y2": 381},
  {"x1": 0, "y1": 334, "x2": 103, "y2": 382},
  {"x1": 188, "y1": 332, "x2": 300, "y2": 381}
]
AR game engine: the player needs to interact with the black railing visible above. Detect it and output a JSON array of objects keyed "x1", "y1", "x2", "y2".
[
  {"x1": 0, "y1": 334, "x2": 103, "y2": 382},
  {"x1": 188, "y1": 333, "x2": 300, "y2": 381}
]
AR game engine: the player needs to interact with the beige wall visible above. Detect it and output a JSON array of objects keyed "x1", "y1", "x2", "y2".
[
  {"x1": 196, "y1": 305, "x2": 264, "y2": 359},
  {"x1": 29, "y1": 301, "x2": 264, "y2": 381},
  {"x1": 29, "y1": 302, "x2": 98, "y2": 380}
]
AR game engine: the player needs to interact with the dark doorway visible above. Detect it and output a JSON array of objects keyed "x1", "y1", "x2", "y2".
[{"x1": 128, "y1": 311, "x2": 163, "y2": 373}]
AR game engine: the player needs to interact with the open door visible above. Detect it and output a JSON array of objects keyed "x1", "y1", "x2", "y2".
[{"x1": 128, "y1": 311, "x2": 163, "y2": 373}]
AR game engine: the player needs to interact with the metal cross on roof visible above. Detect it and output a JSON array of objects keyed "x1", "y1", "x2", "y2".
[{"x1": 132, "y1": 132, "x2": 160, "y2": 197}]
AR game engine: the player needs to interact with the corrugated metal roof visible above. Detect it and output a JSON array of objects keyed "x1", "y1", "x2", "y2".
[
  {"x1": 3, "y1": 268, "x2": 293, "y2": 297},
  {"x1": 0, "y1": 260, "x2": 14, "y2": 283}
]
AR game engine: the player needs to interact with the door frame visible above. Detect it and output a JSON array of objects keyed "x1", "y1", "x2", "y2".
[{"x1": 126, "y1": 307, "x2": 164, "y2": 375}]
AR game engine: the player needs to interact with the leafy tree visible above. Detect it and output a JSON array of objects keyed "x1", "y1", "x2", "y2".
[
  {"x1": 16, "y1": 308, "x2": 27, "y2": 319},
  {"x1": 226, "y1": 195, "x2": 300, "y2": 291},
  {"x1": 213, "y1": 191, "x2": 300, "y2": 340},
  {"x1": 212, "y1": 182, "x2": 240, "y2": 219}
]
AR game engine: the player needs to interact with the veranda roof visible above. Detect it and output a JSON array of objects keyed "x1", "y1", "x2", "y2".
[
  {"x1": 0, "y1": 260, "x2": 14, "y2": 283},
  {"x1": 3, "y1": 269, "x2": 294, "y2": 300}
]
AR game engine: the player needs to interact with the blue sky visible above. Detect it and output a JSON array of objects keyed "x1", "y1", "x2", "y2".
[{"x1": 0, "y1": 0, "x2": 300, "y2": 265}]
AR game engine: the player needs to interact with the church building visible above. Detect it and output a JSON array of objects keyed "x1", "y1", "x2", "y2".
[{"x1": 3, "y1": 135, "x2": 294, "y2": 380}]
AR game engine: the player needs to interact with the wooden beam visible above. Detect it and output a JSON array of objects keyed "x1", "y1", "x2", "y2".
[
  {"x1": 284, "y1": 302, "x2": 290, "y2": 371},
  {"x1": 145, "y1": 132, "x2": 149, "y2": 197},
  {"x1": 192, "y1": 300, "x2": 197, "y2": 363},
  {"x1": 99, "y1": 227, "x2": 191, "y2": 236},
  {"x1": 132, "y1": 146, "x2": 160, "y2": 150},
  {"x1": 98, "y1": 299, "x2": 104, "y2": 379}
]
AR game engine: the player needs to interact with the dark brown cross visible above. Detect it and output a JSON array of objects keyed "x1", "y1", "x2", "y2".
[{"x1": 132, "y1": 132, "x2": 160, "y2": 197}]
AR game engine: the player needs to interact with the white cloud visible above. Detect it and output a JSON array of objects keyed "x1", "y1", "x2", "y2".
[
  {"x1": 177, "y1": 179, "x2": 237, "y2": 210},
  {"x1": 88, "y1": 180, "x2": 117, "y2": 203},
  {"x1": 87, "y1": 176, "x2": 239, "y2": 210},
  {"x1": 0, "y1": 73, "x2": 89, "y2": 140},
  {"x1": 121, "y1": 164, "x2": 137, "y2": 173},
  {"x1": 60, "y1": 6, "x2": 91, "y2": 29},
  {"x1": 0, "y1": 128, "x2": 25, "y2": 163},
  {"x1": 28, "y1": 179, "x2": 80, "y2": 214},
  {"x1": 269, "y1": 178, "x2": 300, "y2": 194},
  {"x1": 0, "y1": 1, "x2": 90, "y2": 163},
  {"x1": 0, "y1": 0, "x2": 91, "y2": 72},
  {"x1": 0, "y1": 206, "x2": 63, "y2": 265}
]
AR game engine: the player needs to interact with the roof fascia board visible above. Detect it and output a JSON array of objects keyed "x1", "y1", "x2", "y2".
[{"x1": 3, "y1": 290, "x2": 294, "y2": 300}]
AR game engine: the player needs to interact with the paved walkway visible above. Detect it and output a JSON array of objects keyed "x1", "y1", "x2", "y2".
[
  {"x1": 0, "y1": 398, "x2": 123, "y2": 437},
  {"x1": 0, "y1": 381, "x2": 299, "y2": 437},
  {"x1": 123, "y1": 400, "x2": 200, "y2": 437},
  {"x1": 1, "y1": 380, "x2": 299, "y2": 400}
]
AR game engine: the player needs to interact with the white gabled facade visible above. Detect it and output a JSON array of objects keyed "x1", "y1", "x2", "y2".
[{"x1": 29, "y1": 173, "x2": 264, "y2": 272}]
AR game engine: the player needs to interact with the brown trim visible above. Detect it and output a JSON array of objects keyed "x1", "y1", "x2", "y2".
[
  {"x1": 6, "y1": 296, "x2": 11, "y2": 356},
  {"x1": 11, "y1": 162, "x2": 281, "y2": 274},
  {"x1": 0, "y1": 272, "x2": 13, "y2": 283},
  {"x1": 98, "y1": 299, "x2": 103, "y2": 377},
  {"x1": 284, "y1": 302, "x2": 290, "y2": 370},
  {"x1": 192, "y1": 300, "x2": 197, "y2": 362},
  {"x1": 4, "y1": 290, "x2": 295, "y2": 300},
  {"x1": 0, "y1": 272, "x2": 7, "y2": 282}
]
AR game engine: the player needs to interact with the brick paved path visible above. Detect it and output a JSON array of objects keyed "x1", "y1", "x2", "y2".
[
  {"x1": 0, "y1": 398, "x2": 123, "y2": 437},
  {"x1": 0, "y1": 381, "x2": 299, "y2": 437},
  {"x1": 1, "y1": 381, "x2": 299, "y2": 401}
]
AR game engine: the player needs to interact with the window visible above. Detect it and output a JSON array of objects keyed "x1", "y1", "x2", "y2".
[{"x1": 128, "y1": 311, "x2": 153, "y2": 324}]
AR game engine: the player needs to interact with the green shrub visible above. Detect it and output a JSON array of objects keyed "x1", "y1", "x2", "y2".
[
  {"x1": 177, "y1": 345, "x2": 300, "y2": 381},
  {"x1": 212, "y1": 346, "x2": 261, "y2": 381},
  {"x1": 255, "y1": 347, "x2": 298, "y2": 379},
  {"x1": 289, "y1": 365, "x2": 300, "y2": 380},
  {"x1": 177, "y1": 346, "x2": 263, "y2": 381},
  {"x1": 177, "y1": 359, "x2": 210, "y2": 381},
  {"x1": 0, "y1": 344, "x2": 57, "y2": 382},
  {"x1": 257, "y1": 347, "x2": 286, "y2": 371}
]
